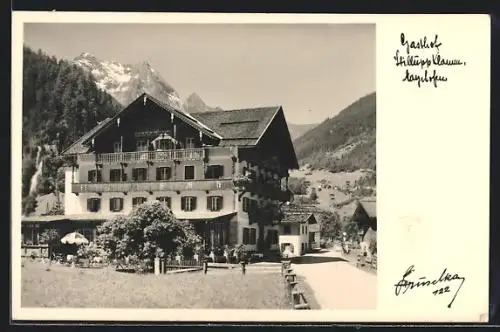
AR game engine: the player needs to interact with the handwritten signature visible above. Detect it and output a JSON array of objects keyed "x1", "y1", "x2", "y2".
[{"x1": 394, "y1": 265, "x2": 466, "y2": 308}]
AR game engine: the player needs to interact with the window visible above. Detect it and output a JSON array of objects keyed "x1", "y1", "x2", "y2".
[
  {"x1": 207, "y1": 196, "x2": 223, "y2": 212},
  {"x1": 109, "y1": 197, "x2": 124, "y2": 212},
  {"x1": 22, "y1": 226, "x2": 39, "y2": 245},
  {"x1": 283, "y1": 225, "x2": 291, "y2": 235},
  {"x1": 88, "y1": 170, "x2": 102, "y2": 183},
  {"x1": 157, "y1": 196, "x2": 172, "y2": 209},
  {"x1": 110, "y1": 169, "x2": 123, "y2": 182},
  {"x1": 242, "y1": 197, "x2": 250, "y2": 212},
  {"x1": 156, "y1": 139, "x2": 174, "y2": 150},
  {"x1": 205, "y1": 165, "x2": 224, "y2": 179},
  {"x1": 156, "y1": 167, "x2": 172, "y2": 181},
  {"x1": 87, "y1": 198, "x2": 101, "y2": 212},
  {"x1": 243, "y1": 228, "x2": 250, "y2": 245},
  {"x1": 136, "y1": 139, "x2": 148, "y2": 152},
  {"x1": 269, "y1": 230, "x2": 279, "y2": 244},
  {"x1": 185, "y1": 137, "x2": 195, "y2": 149},
  {"x1": 181, "y1": 196, "x2": 197, "y2": 211},
  {"x1": 132, "y1": 197, "x2": 147, "y2": 207},
  {"x1": 184, "y1": 165, "x2": 195, "y2": 180},
  {"x1": 250, "y1": 228, "x2": 257, "y2": 245},
  {"x1": 132, "y1": 168, "x2": 148, "y2": 181},
  {"x1": 113, "y1": 141, "x2": 122, "y2": 153}
]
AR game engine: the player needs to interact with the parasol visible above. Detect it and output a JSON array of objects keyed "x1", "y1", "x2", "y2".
[{"x1": 60, "y1": 231, "x2": 89, "y2": 245}]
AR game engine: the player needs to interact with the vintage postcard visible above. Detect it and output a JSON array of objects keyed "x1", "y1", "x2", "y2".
[{"x1": 11, "y1": 12, "x2": 490, "y2": 323}]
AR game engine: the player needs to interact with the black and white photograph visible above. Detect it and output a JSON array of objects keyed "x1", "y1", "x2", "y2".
[
  {"x1": 12, "y1": 12, "x2": 491, "y2": 324},
  {"x1": 19, "y1": 22, "x2": 376, "y2": 311}
]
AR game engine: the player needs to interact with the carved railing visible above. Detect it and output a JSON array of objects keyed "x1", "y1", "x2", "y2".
[
  {"x1": 72, "y1": 179, "x2": 233, "y2": 193},
  {"x1": 77, "y1": 148, "x2": 206, "y2": 164}
]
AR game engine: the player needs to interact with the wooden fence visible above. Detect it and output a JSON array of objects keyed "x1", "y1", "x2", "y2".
[
  {"x1": 281, "y1": 260, "x2": 311, "y2": 310},
  {"x1": 157, "y1": 258, "x2": 203, "y2": 273}
]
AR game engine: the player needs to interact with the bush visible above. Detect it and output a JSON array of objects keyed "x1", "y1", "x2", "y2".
[{"x1": 97, "y1": 201, "x2": 202, "y2": 263}]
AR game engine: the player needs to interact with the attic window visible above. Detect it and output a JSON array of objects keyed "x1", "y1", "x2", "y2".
[{"x1": 220, "y1": 120, "x2": 260, "y2": 126}]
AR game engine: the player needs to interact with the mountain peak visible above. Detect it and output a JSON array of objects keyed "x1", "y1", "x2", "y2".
[
  {"x1": 186, "y1": 92, "x2": 205, "y2": 104},
  {"x1": 74, "y1": 52, "x2": 98, "y2": 61},
  {"x1": 73, "y1": 54, "x2": 183, "y2": 110}
]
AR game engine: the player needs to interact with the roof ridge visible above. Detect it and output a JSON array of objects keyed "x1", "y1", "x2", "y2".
[{"x1": 190, "y1": 105, "x2": 281, "y2": 115}]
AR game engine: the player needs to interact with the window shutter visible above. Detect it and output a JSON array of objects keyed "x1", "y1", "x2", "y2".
[
  {"x1": 192, "y1": 197, "x2": 197, "y2": 210},
  {"x1": 219, "y1": 196, "x2": 223, "y2": 210},
  {"x1": 181, "y1": 197, "x2": 186, "y2": 210},
  {"x1": 109, "y1": 198, "x2": 113, "y2": 211},
  {"x1": 207, "y1": 196, "x2": 211, "y2": 211},
  {"x1": 96, "y1": 199, "x2": 101, "y2": 212},
  {"x1": 87, "y1": 199, "x2": 92, "y2": 211},
  {"x1": 118, "y1": 198, "x2": 123, "y2": 211},
  {"x1": 156, "y1": 168, "x2": 161, "y2": 180},
  {"x1": 88, "y1": 171, "x2": 93, "y2": 182},
  {"x1": 97, "y1": 170, "x2": 102, "y2": 182}
]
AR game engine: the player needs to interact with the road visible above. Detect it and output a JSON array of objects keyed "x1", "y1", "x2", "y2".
[{"x1": 291, "y1": 249, "x2": 377, "y2": 310}]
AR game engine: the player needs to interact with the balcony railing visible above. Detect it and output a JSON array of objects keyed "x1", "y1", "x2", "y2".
[
  {"x1": 77, "y1": 148, "x2": 206, "y2": 164},
  {"x1": 242, "y1": 180, "x2": 291, "y2": 202},
  {"x1": 72, "y1": 179, "x2": 233, "y2": 193}
]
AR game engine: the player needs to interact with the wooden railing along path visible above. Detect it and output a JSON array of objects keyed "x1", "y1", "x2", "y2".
[{"x1": 281, "y1": 260, "x2": 311, "y2": 310}]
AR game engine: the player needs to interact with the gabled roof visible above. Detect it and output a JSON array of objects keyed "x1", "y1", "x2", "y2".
[
  {"x1": 281, "y1": 203, "x2": 318, "y2": 224},
  {"x1": 358, "y1": 198, "x2": 376, "y2": 219},
  {"x1": 61, "y1": 94, "x2": 292, "y2": 156},
  {"x1": 190, "y1": 106, "x2": 281, "y2": 146},
  {"x1": 62, "y1": 93, "x2": 222, "y2": 155},
  {"x1": 62, "y1": 118, "x2": 113, "y2": 154}
]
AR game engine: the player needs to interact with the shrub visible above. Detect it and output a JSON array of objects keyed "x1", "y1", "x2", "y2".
[{"x1": 97, "y1": 201, "x2": 202, "y2": 263}]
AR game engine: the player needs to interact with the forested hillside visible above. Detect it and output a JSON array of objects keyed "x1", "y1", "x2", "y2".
[
  {"x1": 22, "y1": 46, "x2": 120, "y2": 214},
  {"x1": 293, "y1": 92, "x2": 376, "y2": 172}
]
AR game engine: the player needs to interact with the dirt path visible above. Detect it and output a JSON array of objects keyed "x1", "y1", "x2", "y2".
[{"x1": 291, "y1": 250, "x2": 377, "y2": 310}]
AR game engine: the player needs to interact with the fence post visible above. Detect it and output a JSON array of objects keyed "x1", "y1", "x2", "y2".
[
  {"x1": 203, "y1": 260, "x2": 208, "y2": 274},
  {"x1": 154, "y1": 257, "x2": 160, "y2": 276}
]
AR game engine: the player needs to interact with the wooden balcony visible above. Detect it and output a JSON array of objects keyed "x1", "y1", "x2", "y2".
[
  {"x1": 72, "y1": 179, "x2": 234, "y2": 193},
  {"x1": 77, "y1": 148, "x2": 206, "y2": 164},
  {"x1": 241, "y1": 180, "x2": 291, "y2": 202}
]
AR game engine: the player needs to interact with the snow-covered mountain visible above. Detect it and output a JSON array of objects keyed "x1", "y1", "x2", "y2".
[{"x1": 73, "y1": 52, "x2": 184, "y2": 110}]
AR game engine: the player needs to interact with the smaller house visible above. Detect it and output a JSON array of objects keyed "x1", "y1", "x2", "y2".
[
  {"x1": 352, "y1": 198, "x2": 377, "y2": 257},
  {"x1": 278, "y1": 204, "x2": 319, "y2": 257}
]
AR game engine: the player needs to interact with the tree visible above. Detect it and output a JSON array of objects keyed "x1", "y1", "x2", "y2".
[
  {"x1": 288, "y1": 177, "x2": 308, "y2": 195},
  {"x1": 97, "y1": 201, "x2": 202, "y2": 263},
  {"x1": 320, "y1": 211, "x2": 342, "y2": 241},
  {"x1": 22, "y1": 195, "x2": 38, "y2": 216},
  {"x1": 309, "y1": 187, "x2": 318, "y2": 201}
]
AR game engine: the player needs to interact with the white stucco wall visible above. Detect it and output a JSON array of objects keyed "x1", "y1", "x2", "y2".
[
  {"x1": 278, "y1": 235, "x2": 301, "y2": 257},
  {"x1": 64, "y1": 168, "x2": 84, "y2": 215}
]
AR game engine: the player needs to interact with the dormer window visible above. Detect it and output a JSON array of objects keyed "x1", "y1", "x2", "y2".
[{"x1": 157, "y1": 139, "x2": 174, "y2": 150}]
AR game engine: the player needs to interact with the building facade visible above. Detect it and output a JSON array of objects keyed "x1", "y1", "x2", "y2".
[{"x1": 57, "y1": 93, "x2": 298, "y2": 253}]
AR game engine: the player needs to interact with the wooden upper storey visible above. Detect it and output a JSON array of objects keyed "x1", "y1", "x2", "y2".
[{"x1": 62, "y1": 93, "x2": 299, "y2": 176}]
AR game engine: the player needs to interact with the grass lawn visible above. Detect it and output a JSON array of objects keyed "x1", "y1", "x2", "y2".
[{"x1": 21, "y1": 260, "x2": 317, "y2": 309}]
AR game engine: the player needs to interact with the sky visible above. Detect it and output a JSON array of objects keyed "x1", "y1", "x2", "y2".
[{"x1": 24, "y1": 23, "x2": 375, "y2": 125}]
